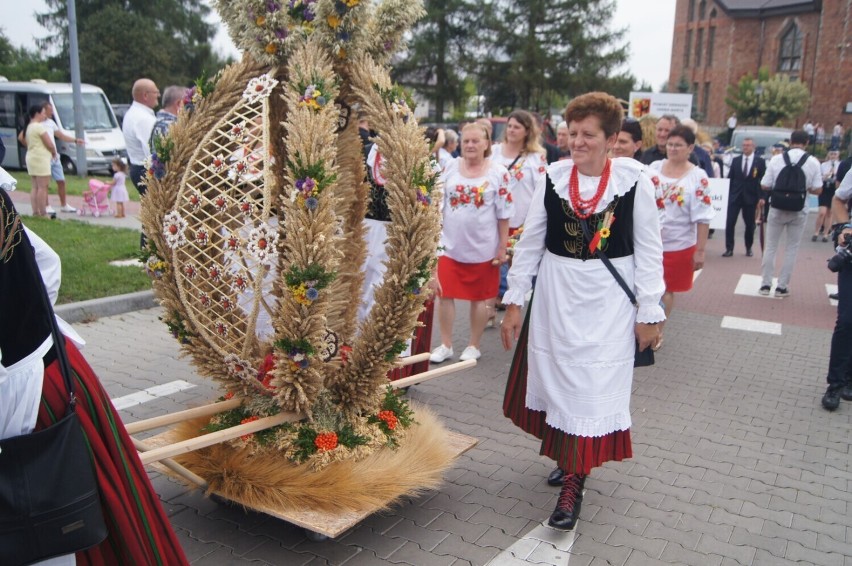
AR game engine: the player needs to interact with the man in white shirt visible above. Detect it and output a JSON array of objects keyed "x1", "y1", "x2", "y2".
[
  {"x1": 758, "y1": 130, "x2": 823, "y2": 297},
  {"x1": 121, "y1": 78, "x2": 159, "y2": 197}
]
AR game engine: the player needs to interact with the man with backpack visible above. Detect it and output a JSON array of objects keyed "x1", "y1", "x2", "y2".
[{"x1": 758, "y1": 130, "x2": 823, "y2": 297}]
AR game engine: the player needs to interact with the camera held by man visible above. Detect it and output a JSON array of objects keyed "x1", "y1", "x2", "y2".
[{"x1": 827, "y1": 224, "x2": 852, "y2": 273}]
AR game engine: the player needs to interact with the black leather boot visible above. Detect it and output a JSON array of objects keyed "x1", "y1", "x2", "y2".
[
  {"x1": 548, "y1": 474, "x2": 585, "y2": 530},
  {"x1": 547, "y1": 467, "x2": 565, "y2": 486}
]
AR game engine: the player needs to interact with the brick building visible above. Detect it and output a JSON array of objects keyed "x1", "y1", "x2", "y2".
[{"x1": 669, "y1": 0, "x2": 851, "y2": 132}]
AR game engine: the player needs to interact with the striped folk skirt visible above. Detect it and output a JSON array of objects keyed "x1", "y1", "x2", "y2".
[
  {"x1": 36, "y1": 338, "x2": 188, "y2": 566},
  {"x1": 502, "y1": 297, "x2": 632, "y2": 476}
]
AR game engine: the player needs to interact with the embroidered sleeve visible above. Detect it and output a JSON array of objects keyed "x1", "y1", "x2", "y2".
[
  {"x1": 631, "y1": 173, "x2": 666, "y2": 323},
  {"x1": 690, "y1": 169, "x2": 716, "y2": 223},
  {"x1": 495, "y1": 167, "x2": 514, "y2": 220}
]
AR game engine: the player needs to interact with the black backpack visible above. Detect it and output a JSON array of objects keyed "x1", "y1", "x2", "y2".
[{"x1": 770, "y1": 151, "x2": 810, "y2": 211}]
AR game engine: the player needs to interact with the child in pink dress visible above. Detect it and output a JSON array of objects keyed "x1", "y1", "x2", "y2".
[{"x1": 105, "y1": 158, "x2": 129, "y2": 218}]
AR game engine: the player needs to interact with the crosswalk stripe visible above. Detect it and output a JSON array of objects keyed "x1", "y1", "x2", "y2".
[
  {"x1": 112, "y1": 379, "x2": 197, "y2": 410},
  {"x1": 721, "y1": 316, "x2": 782, "y2": 335}
]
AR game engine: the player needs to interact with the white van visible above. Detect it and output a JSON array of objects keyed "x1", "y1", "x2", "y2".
[{"x1": 0, "y1": 80, "x2": 126, "y2": 174}]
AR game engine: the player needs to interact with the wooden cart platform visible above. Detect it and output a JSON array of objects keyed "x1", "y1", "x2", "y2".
[{"x1": 128, "y1": 355, "x2": 478, "y2": 539}]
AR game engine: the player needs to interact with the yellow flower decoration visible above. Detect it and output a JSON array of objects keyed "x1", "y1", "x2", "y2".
[
  {"x1": 327, "y1": 14, "x2": 341, "y2": 29},
  {"x1": 256, "y1": 15, "x2": 266, "y2": 26},
  {"x1": 599, "y1": 228, "x2": 611, "y2": 239},
  {"x1": 265, "y1": 42, "x2": 278, "y2": 54}
]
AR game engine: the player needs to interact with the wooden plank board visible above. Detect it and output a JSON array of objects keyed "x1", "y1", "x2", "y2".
[{"x1": 145, "y1": 429, "x2": 477, "y2": 539}]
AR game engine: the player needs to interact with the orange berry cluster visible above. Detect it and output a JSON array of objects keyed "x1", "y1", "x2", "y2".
[
  {"x1": 240, "y1": 415, "x2": 260, "y2": 441},
  {"x1": 377, "y1": 410, "x2": 398, "y2": 431},
  {"x1": 314, "y1": 432, "x2": 339, "y2": 451}
]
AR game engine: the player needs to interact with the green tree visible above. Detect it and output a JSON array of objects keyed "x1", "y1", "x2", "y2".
[
  {"x1": 480, "y1": 0, "x2": 632, "y2": 112},
  {"x1": 725, "y1": 73, "x2": 761, "y2": 125},
  {"x1": 36, "y1": 0, "x2": 225, "y2": 102},
  {"x1": 0, "y1": 28, "x2": 64, "y2": 82},
  {"x1": 759, "y1": 74, "x2": 809, "y2": 126},
  {"x1": 726, "y1": 67, "x2": 809, "y2": 126},
  {"x1": 391, "y1": 0, "x2": 483, "y2": 121}
]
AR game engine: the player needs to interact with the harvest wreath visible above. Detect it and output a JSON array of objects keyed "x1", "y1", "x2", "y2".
[{"x1": 136, "y1": 0, "x2": 465, "y2": 511}]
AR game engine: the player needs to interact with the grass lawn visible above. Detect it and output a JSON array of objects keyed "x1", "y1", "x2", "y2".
[
  {"x1": 8, "y1": 169, "x2": 141, "y2": 202},
  {"x1": 24, "y1": 216, "x2": 151, "y2": 304}
]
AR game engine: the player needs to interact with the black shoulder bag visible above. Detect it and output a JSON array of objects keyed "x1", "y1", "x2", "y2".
[
  {"x1": 579, "y1": 219, "x2": 655, "y2": 367},
  {"x1": 0, "y1": 271, "x2": 107, "y2": 564}
]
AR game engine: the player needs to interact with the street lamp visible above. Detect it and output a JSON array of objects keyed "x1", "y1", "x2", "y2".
[{"x1": 753, "y1": 85, "x2": 764, "y2": 125}]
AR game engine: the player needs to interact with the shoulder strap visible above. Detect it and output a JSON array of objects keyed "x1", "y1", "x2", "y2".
[
  {"x1": 796, "y1": 153, "x2": 809, "y2": 167},
  {"x1": 783, "y1": 152, "x2": 792, "y2": 167},
  {"x1": 578, "y1": 217, "x2": 638, "y2": 307}
]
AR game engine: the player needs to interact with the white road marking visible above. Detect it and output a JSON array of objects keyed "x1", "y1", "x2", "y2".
[
  {"x1": 734, "y1": 274, "x2": 780, "y2": 298},
  {"x1": 487, "y1": 523, "x2": 576, "y2": 565},
  {"x1": 827, "y1": 283, "x2": 838, "y2": 306},
  {"x1": 112, "y1": 380, "x2": 197, "y2": 410},
  {"x1": 721, "y1": 316, "x2": 782, "y2": 335}
]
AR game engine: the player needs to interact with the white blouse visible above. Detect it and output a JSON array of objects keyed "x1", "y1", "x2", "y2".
[
  {"x1": 439, "y1": 158, "x2": 513, "y2": 264},
  {"x1": 648, "y1": 161, "x2": 715, "y2": 252},
  {"x1": 492, "y1": 144, "x2": 547, "y2": 229},
  {"x1": 504, "y1": 157, "x2": 666, "y2": 324}
]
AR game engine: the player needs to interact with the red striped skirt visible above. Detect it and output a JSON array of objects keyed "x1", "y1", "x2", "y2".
[
  {"x1": 437, "y1": 256, "x2": 499, "y2": 301},
  {"x1": 502, "y1": 296, "x2": 632, "y2": 475},
  {"x1": 36, "y1": 338, "x2": 188, "y2": 566}
]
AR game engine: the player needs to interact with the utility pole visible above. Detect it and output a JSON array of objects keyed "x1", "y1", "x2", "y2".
[{"x1": 67, "y1": 0, "x2": 88, "y2": 176}]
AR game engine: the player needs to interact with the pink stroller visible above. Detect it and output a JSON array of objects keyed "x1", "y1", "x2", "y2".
[{"x1": 79, "y1": 179, "x2": 113, "y2": 217}]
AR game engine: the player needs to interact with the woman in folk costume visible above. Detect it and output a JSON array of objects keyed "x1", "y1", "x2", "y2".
[
  {"x1": 490, "y1": 110, "x2": 547, "y2": 319},
  {"x1": 0, "y1": 186, "x2": 188, "y2": 565},
  {"x1": 500, "y1": 93, "x2": 665, "y2": 531},
  {"x1": 430, "y1": 122, "x2": 513, "y2": 363}
]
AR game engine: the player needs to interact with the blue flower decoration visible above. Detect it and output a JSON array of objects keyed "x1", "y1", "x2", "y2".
[
  {"x1": 306, "y1": 287, "x2": 319, "y2": 301},
  {"x1": 305, "y1": 196, "x2": 318, "y2": 210}
]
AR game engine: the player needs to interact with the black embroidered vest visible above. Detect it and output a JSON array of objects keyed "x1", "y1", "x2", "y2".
[
  {"x1": 0, "y1": 190, "x2": 52, "y2": 367},
  {"x1": 543, "y1": 174, "x2": 636, "y2": 261}
]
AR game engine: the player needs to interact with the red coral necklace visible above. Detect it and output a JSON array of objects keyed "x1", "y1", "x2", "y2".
[{"x1": 568, "y1": 159, "x2": 612, "y2": 219}]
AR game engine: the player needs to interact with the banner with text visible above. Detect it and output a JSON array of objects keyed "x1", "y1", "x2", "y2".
[{"x1": 629, "y1": 92, "x2": 694, "y2": 121}]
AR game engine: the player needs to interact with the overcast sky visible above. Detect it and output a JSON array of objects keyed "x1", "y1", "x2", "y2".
[{"x1": 1, "y1": 0, "x2": 675, "y2": 91}]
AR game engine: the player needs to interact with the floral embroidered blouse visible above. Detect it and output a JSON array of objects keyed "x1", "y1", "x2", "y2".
[
  {"x1": 439, "y1": 158, "x2": 513, "y2": 263},
  {"x1": 648, "y1": 160, "x2": 715, "y2": 252},
  {"x1": 492, "y1": 144, "x2": 547, "y2": 229}
]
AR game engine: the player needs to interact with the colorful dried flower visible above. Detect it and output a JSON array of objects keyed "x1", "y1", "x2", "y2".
[{"x1": 242, "y1": 73, "x2": 279, "y2": 104}]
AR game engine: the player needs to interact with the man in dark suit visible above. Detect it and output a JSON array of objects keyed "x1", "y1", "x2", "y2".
[{"x1": 723, "y1": 137, "x2": 766, "y2": 257}]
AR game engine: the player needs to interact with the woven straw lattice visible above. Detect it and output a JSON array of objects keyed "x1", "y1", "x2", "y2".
[{"x1": 172, "y1": 92, "x2": 279, "y2": 362}]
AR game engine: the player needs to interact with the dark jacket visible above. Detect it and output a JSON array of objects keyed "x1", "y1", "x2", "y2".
[{"x1": 727, "y1": 153, "x2": 766, "y2": 206}]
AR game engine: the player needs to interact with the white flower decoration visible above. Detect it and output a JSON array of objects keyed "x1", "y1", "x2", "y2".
[
  {"x1": 162, "y1": 211, "x2": 188, "y2": 249},
  {"x1": 186, "y1": 191, "x2": 202, "y2": 212},
  {"x1": 242, "y1": 74, "x2": 279, "y2": 104},
  {"x1": 211, "y1": 153, "x2": 226, "y2": 173},
  {"x1": 212, "y1": 194, "x2": 229, "y2": 213},
  {"x1": 183, "y1": 263, "x2": 197, "y2": 280},
  {"x1": 239, "y1": 198, "x2": 254, "y2": 219},
  {"x1": 231, "y1": 272, "x2": 250, "y2": 293},
  {"x1": 246, "y1": 224, "x2": 279, "y2": 265},
  {"x1": 195, "y1": 228, "x2": 209, "y2": 247},
  {"x1": 228, "y1": 121, "x2": 248, "y2": 143},
  {"x1": 224, "y1": 354, "x2": 253, "y2": 380}
]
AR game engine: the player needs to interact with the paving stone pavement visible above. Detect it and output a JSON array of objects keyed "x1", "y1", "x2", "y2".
[{"x1": 61, "y1": 213, "x2": 852, "y2": 565}]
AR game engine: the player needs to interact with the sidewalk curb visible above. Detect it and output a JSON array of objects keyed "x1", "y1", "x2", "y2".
[{"x1": 56, "y1": 290, "x2": 158, "y2": 324}]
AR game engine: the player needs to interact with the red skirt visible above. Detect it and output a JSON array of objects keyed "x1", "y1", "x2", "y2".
[
  {"x1": 437, "y1": 256, "x2": 499, "y2": 301},
  {"x1": 502, "y1": 295, "x2": 632, "y2": 475},
  {"x1": 388, "y1": 299, "x2": 434, "y2": 381},
  {"x1": 663, "y1": 245, "x2": 696, "y2": 293},
  {"x1": 36, "y1": 339, "x2": 189, "y2": 566}
]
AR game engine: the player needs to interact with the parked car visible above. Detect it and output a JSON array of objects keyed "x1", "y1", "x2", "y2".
[
  {"x1": 111, "y1": 103, "x2": 130, "y2": 128},
  {"x1": 0, "y1": 80, "x2": 126, "y2": 174},
  {"x1": 722, "y1": 125, "x2": 793, "y2": 173}
]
